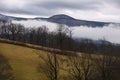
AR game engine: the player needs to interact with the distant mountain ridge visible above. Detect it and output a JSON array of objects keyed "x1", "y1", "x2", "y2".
[
  {"x1": 0, "y1": 13, "x2": 118, "y2": 27},
  {"x1": 0, "y1": 14, "x2": 27, "y2": 21}
]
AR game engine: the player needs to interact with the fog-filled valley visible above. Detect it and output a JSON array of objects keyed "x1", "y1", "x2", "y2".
[{"x1": 13, "y1": 20, "x2": 120, "y2": 44}]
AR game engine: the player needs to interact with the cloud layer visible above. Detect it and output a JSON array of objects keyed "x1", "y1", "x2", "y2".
[
  {"x1": 12, "y1": 20, "x2": 120, "y2": 44},
  {"x1": 0, "y1": 0, "x2": 120, "y2": 22}
]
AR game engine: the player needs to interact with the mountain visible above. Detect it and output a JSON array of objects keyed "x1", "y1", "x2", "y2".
[
  {"x1": 75, "y1": 38, "x2": 112, "y2": 45},
  {"x1": 45, "y1": 14, "x2": 112, "y2": 27},
  {"x1": 0, "y1": 13, "x2": 118, "y2": 27},
  {"x1": 0, "y1": 14, "x2": 27, "y2": 21},
  {"x1": 34, "y1": 14, "x2": 115, "y2": 27}
]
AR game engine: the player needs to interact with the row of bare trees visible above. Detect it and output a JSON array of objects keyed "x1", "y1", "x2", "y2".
[
  {"x1": 0, "y1": 21, "x2": 74, "y2": 51},
  {"x1": 37, "y1": 50, "x2": 120, "y2": 80},
  {"x1": 0, "y1": 21, "x2": 120, "y2": 55},
  {"x1": 36, "y1": 29, "x2": 120, "y2": 80},
  {"x1": 0, "y1": 20, "x2": 120, "y2": 56}
]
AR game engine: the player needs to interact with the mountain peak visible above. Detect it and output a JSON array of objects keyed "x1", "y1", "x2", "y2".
[
  {"x1": 49, "y1": 14, "x2": 74, "y2": 20},
  {"x1": 0, "y1": 13, "x2": 116, "y2": 27}
]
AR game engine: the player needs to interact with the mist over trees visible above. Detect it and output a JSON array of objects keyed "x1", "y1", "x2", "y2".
[
  {"x1": 0, "y1": 20, "x2": 120, "y2": 55},
  {"x1": 0, "y1": 20, "x2": 120, "y2": 80}
]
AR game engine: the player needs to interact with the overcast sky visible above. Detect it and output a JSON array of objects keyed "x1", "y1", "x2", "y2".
[{"x1": 0, "y1": 0, "x2": 120, "y2": 22}]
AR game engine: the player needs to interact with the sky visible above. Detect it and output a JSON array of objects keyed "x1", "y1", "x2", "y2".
[{"x1": 0, "y1": 0, "x2": 120, "y2": 22}]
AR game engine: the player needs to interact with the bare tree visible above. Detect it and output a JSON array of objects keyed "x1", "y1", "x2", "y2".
[
  {"x1": 67, "y1": 56, "x2": 82, "y2": 80},
  {"x1": 38, "y1": 26, "x2": 48, "y2": 46},
  {"x1": 81, "y1": 54, "x2": 93, "y2": 80},
  {"x1": 15, "y1": 24, "x2": 25, "y2": 41},
  {"x1": 29, "y1": 28, "x2": 36, "y2": 44},
  {"x1": 0, "y1": 21, "x2": 11, "y2": 39},
  {"x1": 8, "y1": 23, "x2": 17, "y2": 40},
  {"x1": 67, "y1": 53, "x2": 93, "y2": 80},
  {"x1": 94, "y1": 54, "x2": 119, "y2": 80},
  {"x1": 56, "y1": 24, "x2": 69, "y2": 49},
  {"x1": 36, "y1": 50, "x2": 59, "y2": 80},
  {"x1": 66, "y1": 27, "x2": 76, "y2": 51},
  {"x1": 8, "y1": 23, "x2": 24, "y2": 40}
]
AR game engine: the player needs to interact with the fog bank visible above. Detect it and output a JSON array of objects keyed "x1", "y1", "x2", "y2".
[{"x1": 13, "y1": 20, "x2": 120, "y2": 44}]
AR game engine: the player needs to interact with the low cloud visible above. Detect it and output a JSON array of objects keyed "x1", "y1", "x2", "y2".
[
  {"x1": 71, "y1": 24, "x2": 120, "y2": 44},
  {"x1": 12, "y1": 20, "x2": 58, "y2": 32},
  {"x1": 12, "y1": 20, "x2": 120, "y2": 44}
]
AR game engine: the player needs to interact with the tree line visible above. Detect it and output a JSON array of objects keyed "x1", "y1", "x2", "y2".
[
  {"x1": 0, "y1": 20, "x2": 120, "y2": 55},
  {"x1": 0, "y1": 21, "x2": 74, "y2": 50}
]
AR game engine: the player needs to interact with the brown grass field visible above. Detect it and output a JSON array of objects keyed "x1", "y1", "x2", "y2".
[
  {"x1": 0, "y1": 38, "x2": 73, "y2": 80},
  {"x1": 0, "y1": 38, "x2": 119, "y2": 80}
]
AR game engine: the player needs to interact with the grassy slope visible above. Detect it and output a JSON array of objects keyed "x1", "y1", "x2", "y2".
[
  {"x1": 0, "y1": 39, "x2": 119, "y2": 80},
  {"x1": 0, "y1": 42, "x2": 45, "y2": 80},
  {"x1": 0, "y1": 42, "x2": 70, "y2": 80},
  {"x1": 0, "y1": 38, "x2": 76, "y2": 80}
]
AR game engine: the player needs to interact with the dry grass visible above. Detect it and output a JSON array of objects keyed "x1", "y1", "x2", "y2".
[
  {"x1": 0, "y1": 42, "x2": 42, "y2": 80},
  {"x1": 0, "y1": 38, "x2": 119, "y2": 80},
  {"x1": 0, "y1": 38, "x2": 76, "y2": 56},
  {"x1": 0, "y1": 38, "x2": 77, "y2": 80},
  {"x1": 0, "y1": 41, "x2": 72, "y2": 80}
]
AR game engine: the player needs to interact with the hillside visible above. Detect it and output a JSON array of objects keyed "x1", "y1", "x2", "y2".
[
  {"x1": 0, "y1": 39, "x2": 119, "y2": 80},
  {"x1": 0, "y1": 42, "x2": 42, "y2": 80},
  {"x1": 0, "y1": 42, "x2": 70, "y2": 80},
  {"x1": 0, "y1": 39, "x2": 76, "y2": 80}
]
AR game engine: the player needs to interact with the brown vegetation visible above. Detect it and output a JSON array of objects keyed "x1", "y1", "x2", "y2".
[{"x1": 0, "y1": 38, "x2": 76, "y2": 56}]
